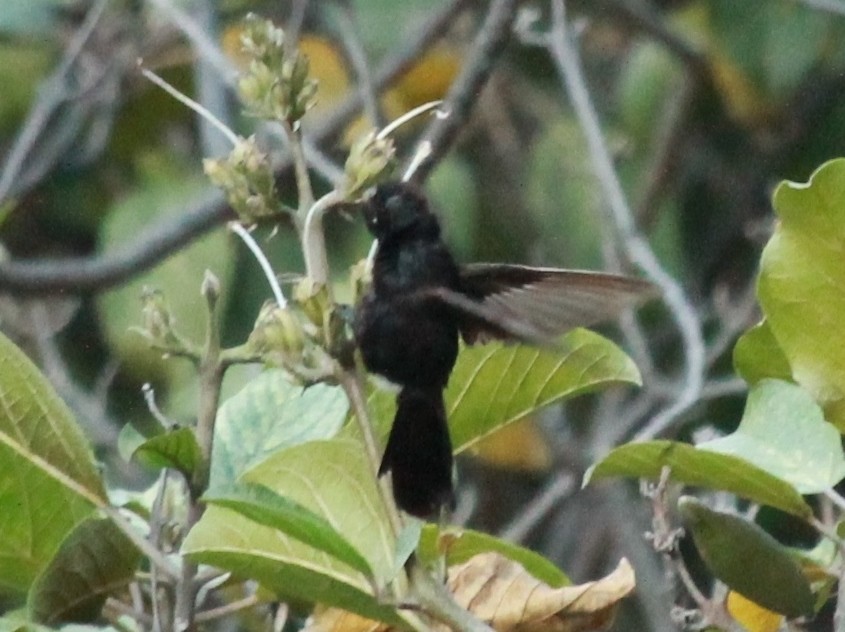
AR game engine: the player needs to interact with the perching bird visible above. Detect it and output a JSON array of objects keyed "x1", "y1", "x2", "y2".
[{"x1": 354, "y1": 181, "x2": 654, "y2": 517}]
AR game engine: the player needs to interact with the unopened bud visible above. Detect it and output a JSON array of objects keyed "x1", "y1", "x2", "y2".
[
  {"x1": 236, "y1": 16, "x2": 318, "y2": 125},
  {"x1": 248, "y1": 302, "x2": 305, "y2": 361},
  {"x1": 201, "y1": 270, "x2": 221, "y2": 308},
  {"x1": 343, "y1": 131, "x2": 396, "y2": 198},
  {"x1": 294, "y1": 278, "x2": 329, "y2": 328},
  {"x1": 141, "y1": 287, "x2": 174, "y2": 342},
  {"x1": 349, "y1": 259, "x2": 371, "y2": 303}
]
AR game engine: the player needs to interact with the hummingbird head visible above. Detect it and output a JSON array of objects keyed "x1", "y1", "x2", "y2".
[{"x1": 363, "y1": 182, "x2": 439, "y2": 241}]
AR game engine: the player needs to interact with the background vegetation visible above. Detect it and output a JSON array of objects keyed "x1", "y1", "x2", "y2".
[{"x1": 2, "y1": 0, "x2": 845, "y2": 630}]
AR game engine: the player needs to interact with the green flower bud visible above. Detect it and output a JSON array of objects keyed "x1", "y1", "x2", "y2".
[
  {"x1": 293, "y1": 278, "x2": 330, "y2": 328},
  {"x1": 248, "y1": 301, "x2": 305, "y2": 362},
  {"x1": 204, "y1": 137, "x2": 279, "y2": 223},
  {"x1": 140, "y1": 287, "x2": 174, "y2": 342},
  {"x1": 343, "y1": 131, "x2": 396, "y2": 198},
  {"x1": 236, "y1": 15, "x2": 318, "y2": 125}
]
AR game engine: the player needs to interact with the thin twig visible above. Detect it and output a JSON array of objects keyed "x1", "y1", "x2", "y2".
[
  {"x1": 105, "y1": 597, "x2": 154, "y2": 626},
  {"x1": 0, "y1": 188, "x2": 231, "y2": 293},
  {"x1": 824, "y1": 489, "x2": 845, "y2": 513},
  {"x1": 189, "y1": 0, "x2": 234, "y2": 158},
  {"x1": 302, "y1": 190, "x2": 343, "y2": 286},
  {"x1": 142, "y1": 383, "x2": 174, "y2": 428},
  {"x1": 330, "y1": 0, "x2": 383, "y2": 128},
  {"x1": 101, "y1": 505, "x2": 181, "y2": 581},
  {"x1": 499, "y1": 472, "x2": 574, "y2": 542},
  {"x1": 195, "y1": 594, "x2": 262, "y2": 622},
  {"x1": 140, "y1": 66, "x2": 239, "y2": 147},
  {"x1": 410, "y1": 0, "x2": 520, "y2": 184},
  {"x1": 599, "y1": 0, "x2": 706, "y2": 73},
  {"x1": 408, "y1": 557, "x2": 495, "y2": 632},
  {"x1": 337, "y1": 367, "x2": 403, "y2": 538},
  {"x1": 145, "y1": 0, "x2": 238, "y2": 82},
  {"x1": 642, "y1": 469, "x2": 708, "y2": 609},
  {"x1": 540, "y1": 0, "x2": 706, "y2": 442},
  {"x1": 0, "y1": 0, "x2": 110, "y2": 202},
  {"x1": 229, "y1": 222, "x2": 288, "y2": 308}
]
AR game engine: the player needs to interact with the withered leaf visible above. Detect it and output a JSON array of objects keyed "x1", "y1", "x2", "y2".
[
  {"x1": 306, "y1": 553, "x2": 635, "y2": 632},
  {"x1": 447, "y1": 552, "x2": 634, "y2": 631}
]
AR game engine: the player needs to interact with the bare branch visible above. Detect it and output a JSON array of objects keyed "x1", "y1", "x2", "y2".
[
  {"x1": 410, "y1": 0, "x2": 521, "y2": 184},
  {"x1": 537, "y1": 1, "x2": 706, "y2": 442},
  {"x1": 0, "y1": 189, "x2": 232, "y2": 293}
]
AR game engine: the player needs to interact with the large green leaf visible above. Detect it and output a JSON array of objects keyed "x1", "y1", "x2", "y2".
[
  {"x1": 733, "y1": 319, "x2": 792, "y2": 385},
  {"x1": 679, "y1": 497, "x2": 814, "y2": 618},
  {"x1": 0, "y1": 332, "x2": 106, "y2": 598},
  {"x1": 758, "y1": 158, "x2": 845, "y2": 429},
  {"x1": 448, "y1": 329, "x2": 641, "y2": 452},
  {"x1": 418, "y1": 526, "x2": 570, "y2": 588},
  {"x1": 699, "y1": 380, "x2": 845, "y2": 494},
  {"x1": 210, "y1": 370, "x2": 348, "y2": 489},
  {"x1": 184, "y1": 438, "x2": 406, "y2": 626},
  {"x1": 27, "y1": 516, "x2": 142, "y2": 625},
  {"x1": 585, "y1": 440, "x2": 812, "y2": 518},
  {"x1": 348, "y1": 329, "x2": 640, "y2": 453},
  {"x1": 204, "y1": 482, "x2": 374, "y2": 579}
]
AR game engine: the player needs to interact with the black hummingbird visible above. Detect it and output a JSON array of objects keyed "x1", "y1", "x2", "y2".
[{"x1": 354, "y1": 181, "x2": 654, "y2": 518}]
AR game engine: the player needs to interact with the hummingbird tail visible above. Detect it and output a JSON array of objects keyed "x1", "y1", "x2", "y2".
[{"x1": 378, "y1": 386, "x2": 454, "y2": 518}]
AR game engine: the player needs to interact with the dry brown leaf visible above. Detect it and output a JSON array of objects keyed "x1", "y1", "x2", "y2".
[
  {"x1": 305, "y1": 605, "x2": 389, "y2": 632},
  {"x1": 447, "y1": 553, "x2": 635, "y2": 631},
  {"x1": 305, "y1": 553, "x2": 634, "y2": 632}
]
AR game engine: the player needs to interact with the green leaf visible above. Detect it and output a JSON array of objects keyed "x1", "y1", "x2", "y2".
[
  {"x1": 210, "y1": 370, "x2": 348, "y2": 489},
  {"x1": 132, "y1": 427, "x2": 202, "y2": 478},
  {"x1": 679, "y1": 497, "x2": 814, "y2": 618},
  {"x1": 347, "y1": 330, "x2": 639, "y2": 453},
  {"x1": 203, "y1": 482, "x2": 374, "y2": 579},
  {"x1": 27, "y1": 516, "x2": 142, "y2": 625},
  {"x1": 184, "y1": 438, "x2": 406, "y2": 626},
  {"x1": 699, "y1": 380, "x2": 845, "y2": 494},
  {"x1": 449, "y1": 330, "x2": 641, "y2": 453},
  {"x1": 116, "y1": 422, "x2": 147, "y2": 464},
  {"x1": 585, "y1": 440, "x2": 812, "y2": 518},
  {"x1": 758, "y1": 158, "x2": 845, "y2": 430},
  {"x1": 0, "y1": 332, "x2": 106, "y2": 598},
  {"x1": 390, "y1": 520, "x2": 423, "y2": 581},
  {"x1": 418, "y1": 526, "x2": 570, "y2": 588},
  {"x1": 733, "y1": 319, "x2": 792, "y2": 385}
]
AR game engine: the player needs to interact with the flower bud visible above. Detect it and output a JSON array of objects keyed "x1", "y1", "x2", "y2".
[
  {"x1": 293, "y1": 278, "x2": 329, "y2": 328},
  {"x1": 343, "y1": 131, "x2": 396, "y2": 198},
  {"x1": 248, "y1": 301, "x2": 305, "y2": 362},
  {"x1": 236, "y1": 15, "x2": 318, "y2": 125},
  {"x1": 140, "y1": 287, "x2": 174, "y2": 342}
]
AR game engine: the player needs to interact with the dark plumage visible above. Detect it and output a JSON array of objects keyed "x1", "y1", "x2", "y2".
[{"x1": 354, "y1": 181, "x2": 654, "y2": 517}]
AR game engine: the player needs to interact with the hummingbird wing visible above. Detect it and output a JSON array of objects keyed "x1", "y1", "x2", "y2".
[{"x1": 430, "y1": 264, "x2": 657, "y2": 345}]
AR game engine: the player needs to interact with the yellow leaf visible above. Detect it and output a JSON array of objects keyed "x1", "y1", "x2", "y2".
[
  {"x1": 469, "y1": 416, "x2": 553, "y2": 473},
  {"x1": 707, "y1": 52, "x2": 776, "y2": 128},
  {"x1": 391, "y1": 46, "x2": 462, "y2": 110},
  {"x1": 726, "y1": 591, "x2": 784, "y2": 632}
]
